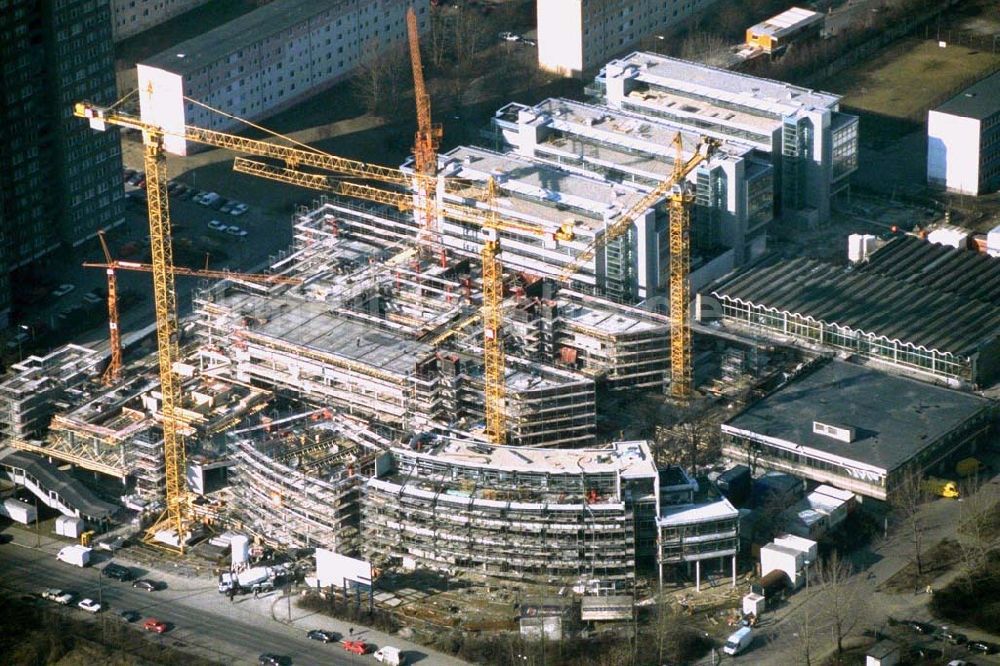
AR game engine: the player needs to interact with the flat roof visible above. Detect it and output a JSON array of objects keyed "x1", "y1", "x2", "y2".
[
  {"x1": 934, "y1": 70, "x2": 1000, "y2": 120},
  {"x1": 440, "y1": 146, "x2": 647, "y2": 231},
  {"x1": 560, "y1": 300, "x2": 666, "y2": 336},
  {"x1": 215, "y1": 291, "x2": 435, "y2": 379},
  {"x1": 709, "y1": 255, "x2": 1000, "y2": 355},
  {"x1": 607, "y1": 52, "x2": 840, "y2": 117},
  {"x1": 530, "y1": 98, "x2": 750, "y2": 163},
  {"x1": 748, "y1": 7, "x2": 824, "y2": 39},
  {"x1": 396, "y1": 438, "x2": 658, "y2": 478},
  {"x1": 142, "y1": 0, "x2": 351, "y2": 76},
  {"x1": 658, "y1": 498, "x2": 738, "y2": 525},
  {"x1": 723, "y1": 360, "x2": 992, "y2": 473}
]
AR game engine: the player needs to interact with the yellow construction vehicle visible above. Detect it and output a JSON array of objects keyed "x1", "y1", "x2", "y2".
[{"x1": 922, "y1": 477, "x2": 959, "y2": 498}]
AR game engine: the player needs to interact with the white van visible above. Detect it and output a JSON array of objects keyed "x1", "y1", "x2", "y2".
[
  {"x1": 374, "y1": 646, "x2": 405, "y2": 665},
  {"x1": 723, "y1": 626, "x2": 753, "y2": 656}
]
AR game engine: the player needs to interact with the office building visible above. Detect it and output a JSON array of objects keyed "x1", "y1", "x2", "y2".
[
  {"x1": 594, "y1": 52, "x2": 858, "y2": 227},
  {"x1": 493, "y1": 97, "x2": 774, "y2": 263},
  {"x1": 927, "y1": 70, "x2": 1000, "y2": 195}
]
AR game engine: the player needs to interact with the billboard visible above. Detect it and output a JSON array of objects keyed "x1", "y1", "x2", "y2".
[{"x1": 315, "y1": 548, "x2": 372, "y2": 589}]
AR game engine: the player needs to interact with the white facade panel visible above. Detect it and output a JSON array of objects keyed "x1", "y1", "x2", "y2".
[{"x1": 927, "y1": 110, "x2": 981, "y2": 195}]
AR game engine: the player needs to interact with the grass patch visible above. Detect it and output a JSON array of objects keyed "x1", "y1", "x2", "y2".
[{"x1": 821, "y1": 37, "x2": 1000, "y2": 121}]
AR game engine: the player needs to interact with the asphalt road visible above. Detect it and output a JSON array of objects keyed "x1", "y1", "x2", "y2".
[{"x1": 0, "y1": 541, "x2": 412, "y2": 666}]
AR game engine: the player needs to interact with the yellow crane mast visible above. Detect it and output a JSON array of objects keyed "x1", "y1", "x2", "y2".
[
  {"x1": 557, "y1": 133, "x2": 719, "y2": 400},
  {"x1": 407, "y1": 6, "x2": 442, "y2": 252}
]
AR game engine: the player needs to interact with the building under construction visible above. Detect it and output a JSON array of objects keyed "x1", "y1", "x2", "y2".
[{"x1": 361, "y1": 438, "x2": 660, "y2": 593}]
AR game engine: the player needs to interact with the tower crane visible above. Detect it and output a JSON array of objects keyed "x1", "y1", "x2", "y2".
[
  {"x1": 84, "y1": 244, "x2": 302, "y2": 387},
  {"x1": 73, "y1": 94, "x2": 555, "y2": 540},
  {"x1": 556, "y1": 132, "x2": 719, "y2": 400},
  {"x1": 406, "y1": 6, "x2": 442, "y2": 253},
  {"x1": 96, "y1": 231, "x2": 122, "y2": 386}
]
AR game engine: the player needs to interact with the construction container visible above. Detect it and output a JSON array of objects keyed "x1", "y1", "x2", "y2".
[
  {"x1": 1, "y1": 498, "x2": 37, "y2": 525},
  {"x1": 54, "y1": 515, "x2": 85, "y2": 538},
  {"x1": 847, "y1": 234, "x2": 877, "y2": 263},
  {"x1": 988, "y1": 223, "x2": 1000, "y2": 258}
]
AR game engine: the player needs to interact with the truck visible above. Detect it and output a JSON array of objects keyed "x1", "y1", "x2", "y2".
[
  {"x1": 219, "y1": 566, "x2": 273, "y2": 593},
  {"x1": 922, "y1": 477, "x2": 959, "y2": 498},
  {"x1": 56, "y1": 545, "x2": 92, "y2": 567},
  {"x1": 723, "y1": 626, "x2": 754, "y2": 656},
  {"x1": 374, "y1": 646, "x2": 406, "y2": 665}
]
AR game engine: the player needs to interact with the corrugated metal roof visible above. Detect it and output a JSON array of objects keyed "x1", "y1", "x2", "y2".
[
  {"x1": 709, "y1": 255, "x2": 1000, "y2": 355},
  {"x1": 860, "y1": 236, "x2": 1000, "y2": 306}
]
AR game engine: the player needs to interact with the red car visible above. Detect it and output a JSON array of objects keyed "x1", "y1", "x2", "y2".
[
  {"x1": 143, "y1": 618, "x2": 168, "y2": 633},
  {"x1": 342, "y1": 640, "x2": 368, "y2": 655}
]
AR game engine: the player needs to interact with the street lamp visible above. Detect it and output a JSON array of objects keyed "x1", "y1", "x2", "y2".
[{"x1": 803, "y1": 559, "x2": 812, "y2": 592}]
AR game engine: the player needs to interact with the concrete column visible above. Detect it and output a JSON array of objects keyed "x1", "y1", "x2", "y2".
[
  {"x1": 695, "y1": 560, "x2": 701, "y2": 592},
  {"x1": 732, "y1": 555, "x2": 737, "y2": 587}
]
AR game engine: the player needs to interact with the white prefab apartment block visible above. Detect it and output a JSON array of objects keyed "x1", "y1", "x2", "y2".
[
  {"x1": 595, "y1": 52, "x2": 858, "y2": 227},
  {"x1": 537, "y1": 0, "x2": 722, "y2": 78},
  {"x1": 137, "y1": 0, "x2": 428, "y2": 138},
  {"x1": 927, "y1": 71, "x2": 1000, "y2": 196},
  {"x1": 110, "y1": 0, "x2": 211, "y2": 42},
  {"x1": 493, "y1": 97, "x2": 774, "y2": 263}
]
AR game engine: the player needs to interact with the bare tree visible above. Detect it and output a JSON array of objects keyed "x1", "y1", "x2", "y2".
[
  {"x1": 815, "y1": 552, "x2": 866, "y2": 656},
  {"x1": 957, "y1": 492, "x2": 1000, "y2": 590},
  {"x1": 789, "y1": 600, "x2": 818, "y2": 666},
  {"x1": 351, "y1": 41, "x2": 409, "y2": 117},
  {"x1": 891, "y1": 469, "x2": 928, "y2": 576},
  {"x1": 680, "y1": 32, "x2": 731, "y2": 66}
]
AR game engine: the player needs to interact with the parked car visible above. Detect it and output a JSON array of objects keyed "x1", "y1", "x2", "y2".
[
  {"x1": 127, "y1": 172, "x2": 143, "y2": 186},
  {"x1": 498, "y1": 31, "x2": 519, "y2": 42},
  {"x1": 938, "y1": 629, "x2": 968, "y2": 645},
  {"x1": 77, "y1": 598, "x2": 102, "y2": 613},
  {"x1": 258, "y1": 654, "x2": 289, "y2": 666},
  {"x1": 342, "y1": 640, "x2": 369, "y2": 655},
  {"x1": 123, "y1": 168, "x2": 137, "y2": 182},
  {"x1": 119, "y1": 610, "x2": 141, "y2": 622},
  {"x1": 209, "y1": 197, "x2": 228, "y2": 210},
  {"x1": 307, "y1": 629, "x2": 338, "y2": 643},
  {"x1": 52, "y1": 283, "x2": 76, "y2": 297},
  {"x1": 229, "y1": 202, "x2": 248, "y2": 216},
  {"x1": 908, "y1": 645, "x2": 943, "y2": 660},
  {"x1": 520, "y1": 38, "x2": 537, "y2": 46},
  {"x1": 225, "y1": 225, "x2": 248, "y2": 237},
  {"x1": 133, "y1": 579, "x2": 160, "y2": 592},
  {"x1": 207, "y1": 219, "x2": 227, "y2": 231},
  {"x1": 41, "y1": 589, "x2": 74, "y2": 605},
  {"x1": 83, "y1": 291, "x2": 103, "y2": 305},
  {"x1": 905, "y1": 620, "x2": 937, "y2": 635},
  {"x1": 167, "y1": 181, "x2": 180, "y2": 193},
  {"x1": 968, "y1": 640, "x2": 999, "y2": 654},
  {"x1": 175, "y1": 184, "x2": 191, "y2": 198},
  {"x1": 102, "y1": 562, "x2": 133, "y2": 581},
  {"x1": 143, "y1": 618, "x2": 168, "y2": 633}
]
